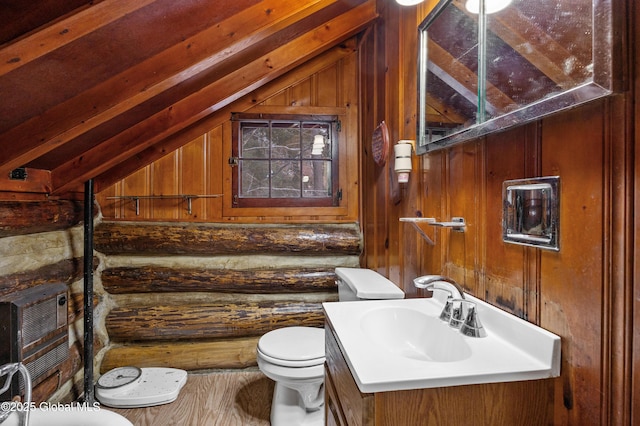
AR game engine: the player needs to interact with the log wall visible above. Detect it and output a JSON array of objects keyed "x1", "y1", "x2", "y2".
[
  {"x1": 96, "y1": 221, "x2": 361, "y2": 372},
  {"x1": 0, "y1": 200, "x2": 87, "y2": 403}
]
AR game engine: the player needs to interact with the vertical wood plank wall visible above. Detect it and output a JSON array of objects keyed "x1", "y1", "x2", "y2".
[
  {"x1": 364, "y1": 1, "x2": 636, "y2": 425},
  {"x1": 97, "y1": 41, "x2": 360, "y2": 224}
]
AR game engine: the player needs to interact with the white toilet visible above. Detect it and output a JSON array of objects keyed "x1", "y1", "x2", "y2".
[{"x1": 257, "y1": 267, "x2": 405, "y2": 426}]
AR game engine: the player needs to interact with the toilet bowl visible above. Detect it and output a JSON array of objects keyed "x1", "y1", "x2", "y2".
[
  {"x1": 257, "y1": 267, "x2": 404, "y2": 426},
  {"x1": 257, "y1": 327, "x2": 325, "y2": 426}
]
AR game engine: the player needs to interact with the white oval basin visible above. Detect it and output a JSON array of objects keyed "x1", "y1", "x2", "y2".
[
  {"x1": 360, "y1": 306, "x2": 471, "y2": 362},
  {"x1": 3, "y1": 406, "x2": 133, "y2": 426},
  {"x1": 324, "y1": 297, "x2": 562, "y2": 393}
]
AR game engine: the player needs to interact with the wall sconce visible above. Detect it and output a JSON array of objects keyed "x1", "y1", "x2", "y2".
[
  {"x1": 394, "y1": 140, "x2": 414, "y2": 183},
  {"x1": 311, "y1": 135, "x2": 325, "y2": 156}
]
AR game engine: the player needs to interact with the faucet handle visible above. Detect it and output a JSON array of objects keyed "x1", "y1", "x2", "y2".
[
  {"x1": 460, "y1": 304, "x2": 487, "y2": 338},
  {"x1": 447, "y1": 299, "x2": 466, "y2": 328},
  {"x1": 439, "y1": 296, "x2": 454, "y2": 322}
]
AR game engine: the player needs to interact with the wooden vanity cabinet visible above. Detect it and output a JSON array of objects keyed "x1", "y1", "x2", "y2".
[{"x1": 324, "y1": 320, "x2": 556, "y2": 426}]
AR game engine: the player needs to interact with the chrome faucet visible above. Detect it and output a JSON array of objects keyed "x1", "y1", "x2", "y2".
[
  {"x1": 413, "y1": 275, "x2": 465, "y2": 300},
  {"x1": 413, "y1": 275, "x2": 486, "y2": 338},
  {"x1": 0, "y1": 362, "x2": 31, "y2": 426}
]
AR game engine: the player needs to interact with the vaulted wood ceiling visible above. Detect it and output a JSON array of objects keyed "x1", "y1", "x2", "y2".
[{"x1": 0, "y1": 0, "x2": 377, "y2": 196}]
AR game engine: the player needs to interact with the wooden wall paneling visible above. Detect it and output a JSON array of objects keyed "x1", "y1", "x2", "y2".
[
  {"x1": 179, "y1": 135, "x2": 207, "y2": 220},
  {"x1": 340, "y1": 53, "x2": 360, "y2": 223},
  {"x1": 443, "y1": 144, "x2": 472, "y2": 289},
  {"x1": 483, "y1": 127, "x2": 529, "y2": 317},
  {"x1": 383, "y1": 0, "x2": 402, "y2": 285},
  {"x1": 99, "y1": 41, "x2": 358, "y2": 222},
  {"x1": 603, "y1": 94, "x2": 633, "y2": 426},
  {"x1": 473, "y1": 139, "x2": 486, "y2": 302},
  {"x1": 522, "y1": 122, "x2": 543, "y2": 325},
  {"x1": 290, "y1": 76, "x2": 312, "y2": 106},
  {"x1": 317, "y1": 63, "x2": 339, "y2": 107},
  {"x1": 360, "y1": 25, "x2": 377, "y2": 269},
  {"x1": 373, "y1": 12, "x2": 389, "y2": 275},
  {"x1": 464, "y1": 141, "x2": 481, "y2": 295},
  {"x1": 262, "y1": 90, "x2": 288, "y2": 106},
  {"x1": 419, "y1": 151, "x2": 445, "y2": 292},
  {"x1": 122, "y1": 166, "x2": 151, "y2": 219},
  {"x1": 539, "y1": 101, "x2": 605, "y2": 425},
  {"x1": 372, "y1": 1, "x2": 636, "y2": 424},
  {"x1": 206, "y1": 127, "x2": 224, "y2": 221},
  {"x1": 396, "y1": 5, "x2": 423, "y2": 294},
  {"x1": 633, "y1": 1, "x2": 640, "y2": 420},
  {"x1": 99, "y1": 183, "x2": 118, "y2": 219},
  {"x1": 151, "y1": 151, "x2": 179, "y2": 219}
]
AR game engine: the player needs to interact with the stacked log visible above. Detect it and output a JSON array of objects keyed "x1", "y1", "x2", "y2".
[
  {"x1": 0, "y1": 200, "x2": 83, "y2": 238},
  {"x1": 0, "y1": 199, "x2": 87, "y2": 402},
  {"x1": 96, "y1": 222, "x2": 361, "y2": 373}
]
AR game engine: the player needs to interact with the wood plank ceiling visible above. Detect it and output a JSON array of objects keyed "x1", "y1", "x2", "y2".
[{"x1": 0, "y1": 0, "x2": 377, "y2": 196}]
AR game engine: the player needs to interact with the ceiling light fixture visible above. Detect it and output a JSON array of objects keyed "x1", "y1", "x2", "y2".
[
  {"x1": 465, "y1": 0, "x2": 512, "y2": 14},
  {"x1": 395, "y1": 0, "x2": 425, "y2": 6}
]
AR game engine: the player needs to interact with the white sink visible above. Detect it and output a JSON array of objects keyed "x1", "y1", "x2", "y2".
[
  {"x1": 323, "y1": 294, "x2": 561, "y2": 393},
  {"x1": 360, "y1": 306, "x2": 471, "y2": 362},
  {"x1": 3, "y1": 406, "x2": 133, "y2": 426}
]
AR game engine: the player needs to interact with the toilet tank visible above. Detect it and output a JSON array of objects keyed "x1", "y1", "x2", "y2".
[{"x1": 335, "y1": 268, "x2": 404, "y2": 301}]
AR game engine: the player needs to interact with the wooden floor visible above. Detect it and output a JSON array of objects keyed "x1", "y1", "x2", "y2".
[{"x1": 110, "y1": 369, "x2": 274, "y2": 425}]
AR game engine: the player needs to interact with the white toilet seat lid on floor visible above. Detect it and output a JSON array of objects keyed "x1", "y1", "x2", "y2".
[
  {"x1": 96, "y1": 367, "x2": 188, "y2": 408},
  {"x1": 258, "y1": 327, "x2": 325, "y2": 363}
]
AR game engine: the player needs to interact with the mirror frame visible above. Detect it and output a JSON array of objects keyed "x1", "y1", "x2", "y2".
[{"x1": 417, "y1": 0, "x2": 623, "y2": 154}]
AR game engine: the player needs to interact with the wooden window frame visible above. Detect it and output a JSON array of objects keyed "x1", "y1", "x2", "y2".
[{"x1": 230, "y1": 112, "x2": 340, "y2": 208}]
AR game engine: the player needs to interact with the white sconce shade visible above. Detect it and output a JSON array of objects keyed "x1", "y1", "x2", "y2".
[
  {"x1": 394, "y1": 140, "x2": 414, "y2": 183},
  {"x1": 465, "y1": 0, "x2": 512, "y2": 14},
  {"x1": 396, "y1": 0, "x2": 425, "y2": 5},
  {"x1": 311, "y1": 134, "x2": 325, "y2": 155}
]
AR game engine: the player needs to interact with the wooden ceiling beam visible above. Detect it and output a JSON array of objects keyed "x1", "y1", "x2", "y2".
[
  {"x1": 0, "y1": 0, "x2": 158, "y2": 77},
  {"x1": 92, "y1": 39, "x2": 357, "y2": 192},
  {"x1": 50, "y1": 3, "x2": 376, "y2": 194},
  {"x1": 0, "y1": 0, "x2": 335, "y2": 175}
]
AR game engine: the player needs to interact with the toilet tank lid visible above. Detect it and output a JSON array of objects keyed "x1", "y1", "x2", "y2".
[{"x1": 335, "y1": 267, "x2": 405, "y2": 299}]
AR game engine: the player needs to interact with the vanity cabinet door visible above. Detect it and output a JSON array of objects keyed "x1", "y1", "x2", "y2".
[
  {"x1": 325, "y1": 370, "x2": 347, "y2": 426},
  {"x1": 325, "y1": 322, "x2": 375, "y2": 426}
]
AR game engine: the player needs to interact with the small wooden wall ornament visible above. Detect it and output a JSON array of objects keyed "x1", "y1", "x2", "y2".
[{"x1": 371, "y1": 121, "x2": 389, "y2": 166}]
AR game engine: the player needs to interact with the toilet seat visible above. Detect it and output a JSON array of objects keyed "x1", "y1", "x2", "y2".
[
  {"x1": 257, "y1": 348, "x2": 324, "y2": 368},
  {"x1": 258, "y1": 327, "x2": 325, "y2": 367}
]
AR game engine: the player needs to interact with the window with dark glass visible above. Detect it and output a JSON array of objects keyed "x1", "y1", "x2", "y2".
[{"x1": 230, "y1": 113, "x2": 340, "y2": 208}]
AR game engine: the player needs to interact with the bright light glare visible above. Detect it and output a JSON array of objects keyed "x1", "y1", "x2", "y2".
[
  {"x1": 396, "y1": 0, "x2": 425, "y2": 6},
  {"x1": 465, "y1": 0, "x2": 512, "y2": 14}
]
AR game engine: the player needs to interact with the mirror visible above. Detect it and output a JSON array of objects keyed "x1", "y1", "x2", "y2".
[{"x1": 417, "y1": 0, "x2": 619, "y2": 153}]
